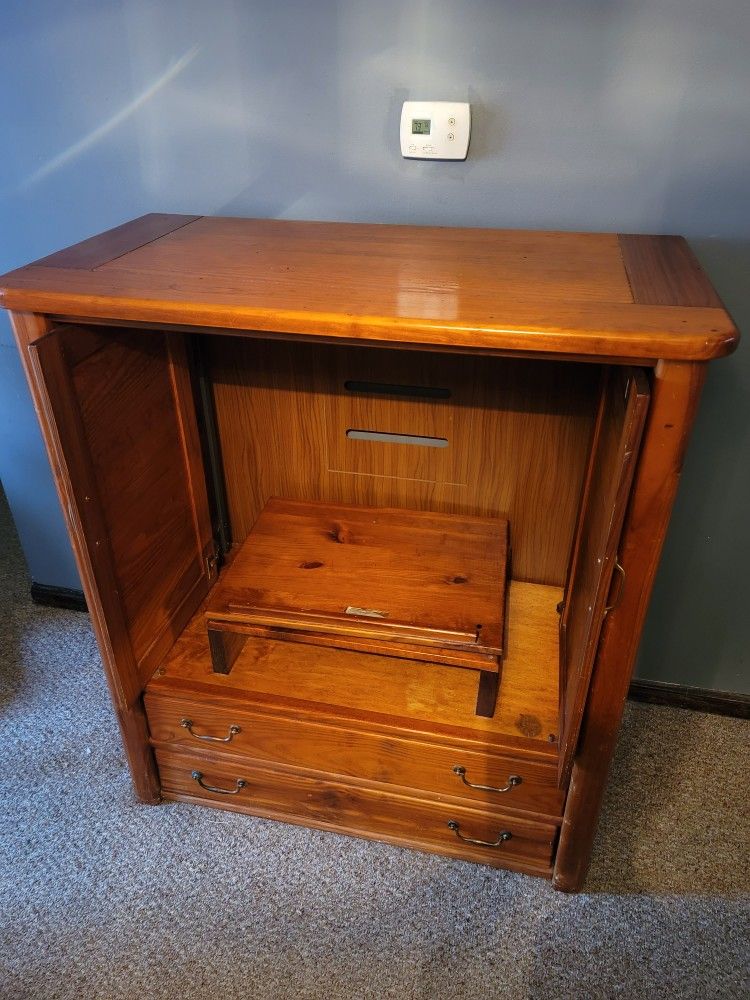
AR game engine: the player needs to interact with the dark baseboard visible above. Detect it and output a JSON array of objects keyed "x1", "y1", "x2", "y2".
[
  {"x1": 628, "y1": 679, "x2": 750, "y2": 719},
  {"x1": 30, "y1": 583, "x2": 87, "y2": 613}
]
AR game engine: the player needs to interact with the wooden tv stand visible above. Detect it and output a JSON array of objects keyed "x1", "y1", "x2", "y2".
[{"x1": 1, "y1": 216, "x2": 738, "y2": 890}]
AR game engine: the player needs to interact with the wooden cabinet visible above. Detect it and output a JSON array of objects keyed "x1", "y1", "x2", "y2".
[{"x1": 1, "y1": 216, "x2": 738, "y2": 890}]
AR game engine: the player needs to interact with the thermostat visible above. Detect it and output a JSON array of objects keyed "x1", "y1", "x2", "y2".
[{"x1": 400, "y1": 101, "x2": 471, "y2": 160}]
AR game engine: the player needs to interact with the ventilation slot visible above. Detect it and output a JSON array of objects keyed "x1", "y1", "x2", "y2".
[
  {"x1": 346, "y1": 429, "x2": 448, "y2": 448},
  {"x1": 344, "y1": 380, "x2": 451, "y2": 400}
]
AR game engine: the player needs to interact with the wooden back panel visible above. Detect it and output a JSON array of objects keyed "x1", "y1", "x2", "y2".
[
  {"x1": 32, "y1": 325, "x2": 215, "y2": 690},
  {"x1": 207, "y1": 338, "x2": 599, "y2": 587},
  {"x1": 558, "y1": 367, "x2": 650, "y2": 783}
]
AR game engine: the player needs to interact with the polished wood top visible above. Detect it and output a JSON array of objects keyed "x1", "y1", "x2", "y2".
[{"x1": 0, "y1": 214, "x2": 738, "y2": 361}]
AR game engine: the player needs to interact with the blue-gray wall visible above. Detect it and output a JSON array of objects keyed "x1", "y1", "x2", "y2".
[{"x1": 1, "y1": 1, "x2": 748, "y2": 692}]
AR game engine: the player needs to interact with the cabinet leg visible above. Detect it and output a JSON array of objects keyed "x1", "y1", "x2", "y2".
[
  {"x1": 475, "y1": 670, "x2": 499, "y2": 717},
  {"x1": 207, "y1": 625, "x2": 247, "y2": 675}
]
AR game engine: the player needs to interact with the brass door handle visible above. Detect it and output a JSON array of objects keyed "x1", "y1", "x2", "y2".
[
  {"x1": 447, "y1": 821, "x2": 512, "y2": 848},
  {"x1": 191, "y1": 770, "x2": 246, "y2": 795},
  {"x1": 605, "y1": 560, "x2": 626, "y2": 614},
  {"x1": 180, "y1": 718, "x2": 241, "y2": 743},
  {"x1": 452, "y1": 765, "x2": 521, "y2": 793}
]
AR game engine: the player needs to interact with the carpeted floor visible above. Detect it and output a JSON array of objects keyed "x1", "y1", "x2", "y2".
[{"x1": 0, "y1": 487, "x2": 748, "y2": 1000}]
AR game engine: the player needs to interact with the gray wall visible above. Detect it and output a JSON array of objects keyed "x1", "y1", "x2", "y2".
[{"x1": 1, "y1": 0, "x2": 748, "y2": 691}]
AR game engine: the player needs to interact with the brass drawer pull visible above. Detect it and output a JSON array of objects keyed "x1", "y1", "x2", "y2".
[
  {"x1": 452, "y1": 765, "x2": 521, "y2": 794},
  {"x1": 447, "y1": 821, "x2": 512, "y2": 848},
  {"x1": 605, "y1": 560, "x2": 626, "y2": 614},
  {"x1": 191, "y1": 770, "x2": 246, "y2": 795},
  {"x1": 180, "y1": 718, "x2": 241, "y2": 743}
]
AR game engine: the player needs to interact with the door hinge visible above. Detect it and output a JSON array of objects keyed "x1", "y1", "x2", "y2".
[{"x1": 206, "y1": 549, "x2": 220, "y2": 579}]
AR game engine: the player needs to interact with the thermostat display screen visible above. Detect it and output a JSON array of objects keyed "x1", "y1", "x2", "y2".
[{"x1": 411, "y1": 119, "x2": 431, "y2": 135}]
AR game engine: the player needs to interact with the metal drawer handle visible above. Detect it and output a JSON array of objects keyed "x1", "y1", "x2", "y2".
[
  {"x1": 447, "y1": 821, "x2": 512, "y2": 848},
  {"x1": 180, "y1": 718, "x2": 241, "y2": 743},
  {"x1": 191, "y1": 770, "x2": 246, "y2": 795},
  {"x1": 452, "y1": 765, "x2": 521, "y2": 794},
  {"x1": 605, "y1": 560, "x2": 626, "y2": 614}
]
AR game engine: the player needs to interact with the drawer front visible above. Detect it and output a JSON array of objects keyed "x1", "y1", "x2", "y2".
[
  {"x1": 146, "y1": 693, "x2": 563, "y2": 819},
  {"x1": 155, "y1": 749, "x2": 558, "y2": 873}
]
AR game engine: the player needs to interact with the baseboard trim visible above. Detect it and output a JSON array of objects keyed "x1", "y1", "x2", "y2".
[
  {"x1": 30, "y1": 583, "x2": 87, "y2": 613},
  {"x1": 629, "y1": 679, "x2": 750, "y2": 719}
]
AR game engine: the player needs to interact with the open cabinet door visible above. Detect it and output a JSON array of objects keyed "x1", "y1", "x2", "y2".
[
  {"x1": 558, "y1": 367, "x2": 650, "y2": 785},
  {"x1": 31, "y1": 324, "x2": 216, "y2": 701}
]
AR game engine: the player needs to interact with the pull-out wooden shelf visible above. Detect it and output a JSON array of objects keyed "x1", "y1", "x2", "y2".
[
  {"x1": 151, "y1": 580, "x2": 559, "y2": 759},
  {"x1": 204, "y1": 498, "x2": 510, "y2": 716}
]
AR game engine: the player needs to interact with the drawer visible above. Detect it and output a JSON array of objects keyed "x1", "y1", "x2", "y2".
[
  {"x1": 146, "y1": 692, "x2": 564, "y2": 819},
  {"x1": 155, "y1": 748, "x2": 558, "y2": 873}
]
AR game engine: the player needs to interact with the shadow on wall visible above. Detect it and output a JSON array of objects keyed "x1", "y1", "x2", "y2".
[{"x1": 635, "y1": 240, "x2": 750, "y2": 694}]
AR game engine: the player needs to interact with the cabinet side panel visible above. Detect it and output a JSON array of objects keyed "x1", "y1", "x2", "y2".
[{"x1": 65, "y1": 326, "x2": 215, "y2": 680}]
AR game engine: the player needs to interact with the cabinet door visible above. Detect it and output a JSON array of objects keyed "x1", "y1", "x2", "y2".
[
  {"x1": 32, "y1": 324, "x2": 215, "y2": 699},
  {"x1": 558, "y1": 367, "x2": 650, "y2": 785}
]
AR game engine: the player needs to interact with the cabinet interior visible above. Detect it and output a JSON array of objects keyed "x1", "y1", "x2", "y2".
[
  {"x1": 204, "y1": 336, "x2": 601, "y2": 589},
  {"x1": 196, "y1": 336, "x2": 605, "y2": 755},
  {"x1": 38, "y1": 321, "x2": 647, "y2": 771}
]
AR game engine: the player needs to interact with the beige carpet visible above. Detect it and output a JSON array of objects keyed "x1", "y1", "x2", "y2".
[{"x1": 0, "y1": 487, "x2": 748, "y2": 1000}]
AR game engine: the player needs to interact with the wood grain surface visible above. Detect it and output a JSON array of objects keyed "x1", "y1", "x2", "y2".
[
  {"x1": 150, "y1": 580, "x2": 561, "y2": 758},
  {"x1": 155, "y1": 748, "x2": 559, "y2": 871},
  {"x1": 32, "y1": 324, "x2": 215, "y2": 691},
  {"x1": 205, "y1": 498, "x2": 509, "y2": 661},
  {"x1": 208, "y1": 338, "x2": 598, "y2": 586},
  {"x1": 205, "y1": 619, "x2": 499, "y2": 673},
  {"x1": 554, "y1": 360, "x2": 707, "y2": 891},
  {"x1": 9, "y1": 312, "x2": 161, "y2": 802},
  {"x1": 558, "y1": 367, "x2": 650, "y2": 783},
  {"x1": 32, "y1": 214, "x2": 201, "y2": 270},
  {"x1": 619, "y1": 235, "x2": 723, "y2": 307},
  {"x1": 0, "y1": 216, "x2": 738, "y2": 360},
  {"x1": 146, "y1": 693, "x2": 564, "y2": 818}
]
